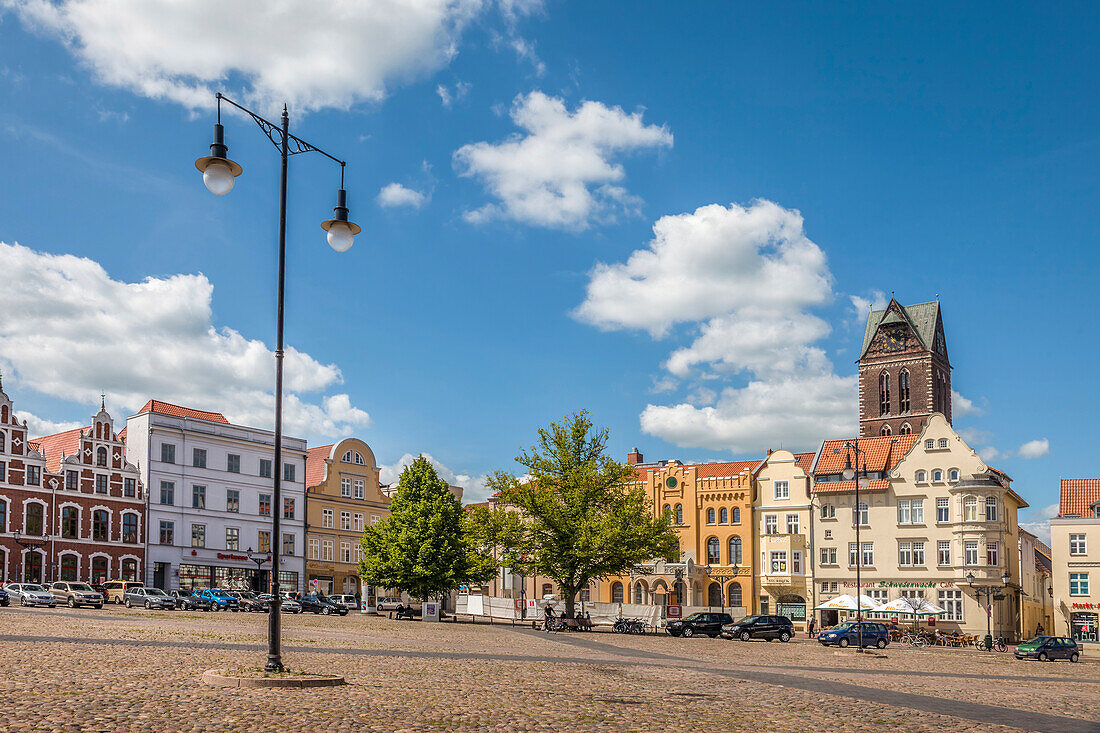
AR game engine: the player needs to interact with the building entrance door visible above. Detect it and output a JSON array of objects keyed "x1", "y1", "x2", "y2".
[
  {"x1": 1072, "y1": 612, "x2": 1099, "y2": 643},
  {"x1": 153, "y1": 562, "x2": 168, "y2": 589},
  {"x1": 23, "y1": 552, "x2": 43, "y2": 583}
]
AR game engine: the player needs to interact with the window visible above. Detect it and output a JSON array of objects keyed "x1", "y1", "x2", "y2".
[
  {"x1": 192, "y1": 448, "x2": 206, "y2": 468},
  {"x1": 192, "y1": 485, "x2": 206, "y2": 509},
  {"x1": 227, "y1": 454, "x2": 240, "y2": 473},
  {"x1": 1070, "y1": 573, "x2": 1090, "y2": 596},
  {"x1": 881, "y1": 424, "x2": 891, "y2": 436},
  {"x1": 124, "y1": 478, "x2": 136, "y2": 497},
  {"x1": 707, "y1": 537, "x2": 720, "y2": 564},
  {"x1": 340, "y1": 511, "x2": 351, "y2": 531},
  {"x1": 191, "y1": 524, "x2": 206, "y2": 548},
  {"x1": 92, "y1": 446, "x2": 106, "y2": 467},
  {"x1": 355, "y1": 452, "x2": 365, "y2": 465},
  {"x1": 849, "y1": 543, "x2": 859, "y2": 567},
  {"x1": 308, "y1": 538, "x2": 319, "y2": 560},
  {"x1": 820, "y1": 547, "x2": 837, "y2": 565},
  {"x1": 91, "y1": 556, "x2": 108, "y2": 584},
  {"x1": 932, "y1": 469, "x2": 943, "y2": 482},
  {"x1": 820, "y1": 504, "x2": 836, "y2": 519},
  {"x1": 862, "y1": 543, "x2": 874, "y2": 566},
  {"x1": 259, "y1": 459, "x2": 272, "y2": 478},
  {"x1": 759, "y1": 596, "x2": 769, "y2": 615},
  {"x1": 60, "y1": 554, "x2": 78, "y2": 582},
  {"x1": 258, "y1": 530, "x2": 271, "y2": 553},
  {"x1": 879, "y1": 371, "x2": 890, "y2": 415},
  {"x1": 341, "y1": 478, "x2": 352, "y2": 497},
  {"x1": 898, "y1": 500, "x2": 911, "y2": 525},
  {"x1": 965, "y1": 540, "x2": 979, "y2": 565},
  {"x1": 949, "y1": 469, "x2": 959, "y2": 482},
  {"x1": 925, "y1": 439, "x2": 935, "y2": 450},
  {"x1": 792, "y1": 551, "x2": 802, "y2": 574},
  {"x1": 159, "y1": 520, "x2": 174, "y2": 545},
  {"x1": 26, "y1": 465, "x2": 40, "y2": 485},
  {"x1": 225, "y1": 527, "x2": 239, "y2": 551},
  {"x1": 0, "y1": 432, "x2": 4, "y2": 452},
  {"x1": 354, "y1": 479, "x2": 365, "y2": 499},
  {"x1": 719, "y1": 508, "x2": 728, "y2": 524},
  {"x1": 283, "y1": 533, "x2": 295, "y2": 556},
  {"x1": 259, "y1": 494, "x2": 271, "y2": 517},
  {"x1": 24, "y1": 502, "x2": 44, "y2": 534},
  {"x1": 898, "y1": 369, "x2": 911, "y2": 412},
  {"x1": 854, "y1": 502, "x2": 868, "y2": 526},
  {"x1": 122, "y1": 513, "x2": 138, "y2": 543},
  {"x1": 61, "y1": 506, "x2": 78, "y2": 538},
  {"x1": 911, "y1": 499, "x2": 924, "y2": 524},
  {"x1": 322, "y1": 508, "x2": 334, "y2": 528},
  {"x1": 283, "y1": 498, "x2": 295, "y2": 520},
  {"x1": 674, "y1": 504, "x2": 683, "y2": 524},
  {"x1": 938, "y1": 540, "x2": 951, "y2": 566},
  {"x1": 986, "y1": 542, "x2": 998, "y2": 566},
  {"x1": 899, "y1": 542, "x2": 912, "y2": 567},
  {"x1": 341, "y1": 541, "x2": 352, "y2": 563},
  {"x1": 985, "y1": 497, "x2": 998, "y2": 522},
  {"x1": 963, "y1": 496, "x2": 978, "y2": 521},
  {"x1": 938, "y1": 438, "x2": 948, "y2": 448},
  {"x1": 612, "y1": 582, "x2": 624, "y2": 604},
  {"x1": 786, "y1": 514, "x2": 799, "y2": 535},
  {"x1": 1071, "y1": 534, "x2": 1087, "y2": 556},
  {"x1": 663, "y1": 504, "x2": 671, "y2": 519},
  {"x1": 728, "y1": 536, "x2": 742, "y2": 564},
  {"x1": 321, "y1": 539, "x2": 333, "y2": 561},
  {"x1": 912, "y1": 541, "x2": 925, "y2": 566},
  {"x1": 160, "y1": 481, "x2": 174, "y2": 505},
  {"x1": 769, "y1": 551, "x2": 787, "y2": 573},
  {"x1": 95, "y1": 474, "x2": 107, "y2": 494},
  {"x1": 161, "y1": 443, "x2": 175, "y2": 464},
  {"x1": 764, "y1": 514, "x2": 778, "y2": 534},
  {"x1": 342, "y1": 451, "x2": 353, "y2": 463},
  {"x1": 915, "y1": 470, "x2": 926, "y2": 483},
  {"x1": 937, "y1": 498, "x2": 950, "y2": 523},
  {"x1": 283, "y1": 463, "x2": 296, "y2": 482},
  {"x1": 728, "y1": 582, "x2": 743, "y2": 607},
  {"x1": 939, "y1": 589, "x2": 963, "y2": 622},
  {"x1": 707, "y1": 508, "x2": 715, "y2": 525},
  {"x1": 900, "y1": 423, "x2": 912, "y2": 435},
  {"x1": 226, "y1": 489, "x2": 239, "y2": 513},
  {"x1": 774, "y1": 480, "x2": 789, "y2": 500},
  {"x1": 353, "y1": 513, "x2": 364, "y2": 531},
  {"x1": 66, "y1": 470, "x2": 78, "y2": 489},
  {"x1": 731, "y1": 507, "x2": 741, "y2": 524}
]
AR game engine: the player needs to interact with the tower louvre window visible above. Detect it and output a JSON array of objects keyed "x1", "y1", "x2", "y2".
[
  {"x1": 879, "y1": 371, "x2": 890, "y2": 415},
  {"x1": 898, "y1": 369, "x2": 911, "y2": 412}
]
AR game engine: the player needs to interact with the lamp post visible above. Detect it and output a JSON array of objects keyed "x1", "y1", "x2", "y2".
[
  {"x1": 246, "y1": 547, "x2": 271, "y2": 594},
  {"x1": 13, "y1": 530, "x2": 48, "y2": 583},
  {"x1": 195, "y1": 93, "x2": 360, "y2": 673},
  {"x1": 967, "y1": 569, "x2": 1010, "y2": 651},
  {"x1": 705, "y1": 562, "x2": 740, "y2": 617},
  {"x1": 835, "y1": 442, "x2": 868, "y2": 652}
]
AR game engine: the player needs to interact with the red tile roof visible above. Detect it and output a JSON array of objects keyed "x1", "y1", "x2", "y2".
[
  {"x1": 136, "y1": 399, "x2": 229, "y2": 424},
  {"x1": 812, "y1": 478, "x2": 892, "y2": 494},
  {"x1": 814, "y1": 435, "x2": 920, "y2": 476},
  {"x1": 305, "y1": 444, "x2": 334, "y2": 488},
  {"x1": 693, "y1": 460, "x2": 759, "y2": 478},
  {"x1": 118, "y1": 426, "x2": 127, "y2": 442},
  {"x1": 31, "y1": 427, "x2": 85, "y2": 474},
  {"x1": 1060, "y1": 478, "x2": 1100, "y2": 518}
]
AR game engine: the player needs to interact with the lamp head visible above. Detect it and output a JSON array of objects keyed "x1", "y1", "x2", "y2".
[
  {"x1": 195, "y1": 123, "x2": 243, "y2": 195},
  {"x1": 1002, "y1": 570, "x2": 1010, "y2": 586},
  {"x1": 321, "y1": 188, "x2": 361, "y2": 252},
  {"x1": 966, "y1": 571, "x2": 975, "y2": 587}
]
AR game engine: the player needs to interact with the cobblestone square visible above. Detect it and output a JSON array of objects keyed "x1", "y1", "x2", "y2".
[{"x1": 0, "y1": 606, "x2": 1095, "y2": 732}]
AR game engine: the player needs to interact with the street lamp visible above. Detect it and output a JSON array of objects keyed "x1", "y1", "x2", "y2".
[
  {"x1": 195, "y1": 92, "x2": 360, "y2": 672},
  {"x1": 835, "y1": 442, "x2": 868, "y2": 652},
  {"x1": 12, "y1": 530, "x2": 48, "y2": 583},
  {"x1": 246, "y1": 547, "x2": 271, "y2": 593},
  {"x1": 968, "y1": 569, "x2": 1011, "y2": 651}
]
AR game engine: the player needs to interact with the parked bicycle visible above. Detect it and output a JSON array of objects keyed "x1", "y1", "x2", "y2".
[
  {"x1": 901, "y1": 633, "x2": 926, "y2": 647},
  {"x1": 976, "y1": 636, "x2": 1009, "y2": 652},
  {"x1": 613, "y1": 617, "x2": 646, "y2": 634}
]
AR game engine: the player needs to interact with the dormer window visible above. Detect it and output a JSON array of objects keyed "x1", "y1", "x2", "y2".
[
  {"x1": 925, "y1": 439, "x2": 934, "y2": 450},
  {"x1": 1094, "y1": 506, "x2": 1100, "y2": 519}
]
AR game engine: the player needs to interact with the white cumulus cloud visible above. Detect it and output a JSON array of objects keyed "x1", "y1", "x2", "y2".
[
  {"x1": 952, "y1": 389, "x2": 984, "y2": 417},
  {"x1": 5, "y1": 0, "x2": 533, "y2": 114},
  {"x1": 454, "y1": 91, "x2": 672, "y2": 230},
  {"x1": 0, "y1": 241, "x2": 370, "y2": 440},
  {"x1": 377, "y1": 182, "x2": 428, "y2": 209},
  {"x1": 437, "y1": 80, "x2": 472, "y2": 108},
  {"x1": 1019, "y1": 503, "x2": 1059, "y2": 545},
  {"x1": 20, "y1": 412, "x2": 83, "y2": 437},
  {"x1": 379, "y1": 452, "x2": 491, "y2": 503},
  {"x1": 1018, "y1": 438, "x2": 1050, "y2": 459}
]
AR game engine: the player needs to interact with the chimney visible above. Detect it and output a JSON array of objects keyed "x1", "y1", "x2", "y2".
[
  {"x1": 766, "y1": 448, "x2": 773, "y2": 456},
  {"x1": 627, "y1": 447, "x2": 643, "y2": 465}
]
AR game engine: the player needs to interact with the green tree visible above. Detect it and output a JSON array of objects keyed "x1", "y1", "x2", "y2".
[
  {"x1": 487, "y1": 411, "x2": 678, "y2": 618},
  {"x1": 359, "y1": 456, "x2": 492, "y2": 602}
]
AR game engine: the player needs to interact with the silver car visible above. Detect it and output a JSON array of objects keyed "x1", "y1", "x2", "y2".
[
  {"x1": 277, "y1": 593, "x2": 303, "y2": 614},
  {"x1": 5, "y1": 583, "x2": 58, "y2": 608},
  {"x1": 124, "y1": 586, "x2": 175, "y2": 610},
  {"x1": 50, "y1": 581, "x2": 103, "y2": 608}
]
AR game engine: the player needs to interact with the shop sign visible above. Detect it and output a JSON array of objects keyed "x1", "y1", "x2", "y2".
[
  {"x1": 216, "y1": 553, "x2": 248, "y2": 562},
  {"x1": 1072, "y1": 602, "x2": 1098, "y2": 609},
  {"x1": 667, "y1": 605, "x2": 682, "y2": 619},
  {"x1": 841, "y1": 581, "x2": 956, "y2": 589}
]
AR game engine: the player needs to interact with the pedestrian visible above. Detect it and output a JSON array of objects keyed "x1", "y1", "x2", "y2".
[
  {"x1": 807, "y1": 616, "x2": 816, "y2": 639},
  {"x1": 1035, "y1": 622, "x2": 1044, "y2": 637},
  {"x1": 543, "y1": 604, "x2": 555, "y2": 632}
]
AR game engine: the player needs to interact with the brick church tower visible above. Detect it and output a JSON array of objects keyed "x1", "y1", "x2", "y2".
[{"x1": 858, "y1": 298, "x2": 951, "y2": 437}]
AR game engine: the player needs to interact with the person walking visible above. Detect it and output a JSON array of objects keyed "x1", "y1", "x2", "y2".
[
  {"x1": 1035, "y1": 622, "x2": 1044, "y2": 637},
  {"x1": 807, "y1": 616, "x2": 817, "y2": 639}
]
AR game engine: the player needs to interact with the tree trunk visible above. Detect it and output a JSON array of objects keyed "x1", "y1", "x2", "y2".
[{"x1": 562, "y1": 584, "x2": 576, "y2": 619}]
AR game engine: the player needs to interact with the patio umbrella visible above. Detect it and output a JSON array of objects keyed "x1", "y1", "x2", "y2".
[
  {"x1": 813, "y1": 594, "x2": 878, "y2": 612},
  {"x1": 871, "y1": 597, "x2": 947, "y2": 632}
]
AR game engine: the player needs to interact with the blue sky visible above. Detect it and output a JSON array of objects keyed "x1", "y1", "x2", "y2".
[{"x1": 0, "y1": 2, "x2": 1096, "y2": 531}]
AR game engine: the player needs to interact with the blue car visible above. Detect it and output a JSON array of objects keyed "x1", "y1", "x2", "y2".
[
  {"x1": 195, "y1": 587, "x2": 239, "y2": 611},
  {"x1": 818, "y1": 621, "x2": 890, "y2": 649}
]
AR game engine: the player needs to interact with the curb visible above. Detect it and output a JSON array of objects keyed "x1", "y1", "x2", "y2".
[{"x1": 201, "y1": 669, "x2": 346, "y2": 689}]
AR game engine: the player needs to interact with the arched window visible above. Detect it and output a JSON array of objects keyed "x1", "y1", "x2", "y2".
[
  {"x1": 854, "y1": 502, "x2": 868, "y2": 526},
  {"x1": 633, "y1": 582, "x2": 645, "y2": 604},
  {"x1": 0, "y1": 499, "x2": 6, "y2": 532},
  {"x1": 121, "y1": 559, "x2": 137, "y2": 582},
  {"x1": 96, "y1": 446, "x2": 108, "y2": 467},
  {"x1": 728, "y1": 581, "x2": 743, "y2": 608},
  {"x1": 731, "y1": 507, "x2": 741, "y2": 524},
  {"x1": 611, "y1": 582, "x2": 624, "y2": 604},
  {"x1": 675, "y1": 504, "x2": 683, "y2": 525},
  {"x1": 91, "y1": 556, "x2": 109, "y2": 584},
  {"x1": 708, "y1": 582, "x2": 723, "y2": 607},
  {"x1": 672, "y1": 580, "x2": 685, "y2": 605},
  {"x1": 719, "y1": 508, "x2": 728, "y2": 524},
  {"x1": 24, "y1": 503, "x2": 44, "y2": 535},
  {"x1": 949, "y1": 469, "x2": 959, "y2": 482},
  {"x1": 706, "y1": 508, "x2": 716, "y2": 525},
  {"x1": 355, "y1": 452, "x2": 365, "y2": 465},
  {"x1": 728, "y1": 536, "x2": 743, "y2": 565},
  {"x1": 23, "y1": 551, "x2": 43, "y2": 583},
  {"x1": 915, "y1": 470, "x2": 927, "y2": 483},
  {"x1": 900, "y1": 423, "x2": 912, "y2": 435},
  {"x1": 663, "y1": 504, "x2": 671, "y2": 519},
  {"x1": 61, "y1": 506, "x2": 79, "y2": 538},
  {"x1": 707, "y1": 537, "x2": 720, "y2": 564},
  {"x1": 881, "y1": 424, "x2": 891, "y2": 436},
  {"x1": 963, "y1": 496, "x2": 978, "y2": 522},
  {"x1": 0, "y1": 431, "x2": 5, "y2": 453},
  {"x1": 60, "y1": 554, "x2": 78, "y2": 581},
  {"x1": 342, "y1": 451, "x2": 352, "y2": 462},
  {"x1": 898, "y1": 369, "x2": 911, "y2": 412},
  {"x1": 985, "y1": 496, "x2": 998, "y2": 522},
  {"x1": 92, "y1": 510, "x2": 109, "y2": 541},
  {"x1": 932, "y1": 469, "x2": 943, "y2": 482},
  {"x1": 122, "y1": 513, "x2": 138, "y2": 543},
  {"x1": 879, "y1": 371, "x2": 891, "y2": 415}
]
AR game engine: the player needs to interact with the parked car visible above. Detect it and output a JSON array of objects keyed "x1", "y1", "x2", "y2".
[
  {"x1": 1014, "y1": 636, "x2": 1081, "y2": 662},
  {"x1": 195, "y1": 588, "x2": 239, "y2": 611},
  {"x1": 5, "y1": 583, "x2": 59, "y2": 608},
  {"x1": 169, "y1": 589, "x2": 211, "y2": 611},
  {"x1": 275, "y1": 593, "x2": 303, "y2": 614},
  {"x1": 817, "y1": 621, "x2": 890, "y2": 649},
  {"x1": 666, "y1": 612, "x2": 734, "y2": 638},
  {"x1": 721, "y1": 615, "x2": 794, "y2": 642},
  {"x1": 332, "y1": 594, "x2": 359, "y2": 610},
  {"x1": 376, "y1": 596, "x2": 405, "y2": 612},
  {"x1": 300, "y1": 592, "x2": 348, "y2": 616},
  {"x1": 102, "y1": 580, "x2": 144, "y2": 604},
  {"x1": 0, "y1": 587, "x2": 9, "y2": 607},
  {"x1": 50, "y1": 581, "x2": 104, "y2": 608},
  {"x1": 223, "y1": 590, "x2": 269, "y2": 613},
  {"x1": 124, "y1": 586, "x2": 176, "y2": 610}
]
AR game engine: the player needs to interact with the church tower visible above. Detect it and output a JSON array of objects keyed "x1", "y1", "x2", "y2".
[{"x1": 858, "y1": 298, "x2": 951, "y2": 437}]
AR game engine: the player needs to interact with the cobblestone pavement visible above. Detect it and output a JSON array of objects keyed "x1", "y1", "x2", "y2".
[{"x1": 0, "y1": 606, "x2": 1096, "y2": 732}]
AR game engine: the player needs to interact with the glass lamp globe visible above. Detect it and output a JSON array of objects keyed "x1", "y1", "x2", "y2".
[
  {"x1": 203, "y1": 160, "x2": 236, "y2": 196},
  {"x1": 326, "y1": 221, "x2": 355, "y2": 252}
]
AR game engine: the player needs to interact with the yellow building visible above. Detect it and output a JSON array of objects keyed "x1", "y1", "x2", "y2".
[{"x1": 304, "y1": 438, "x2": 388, "y2": 596}]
